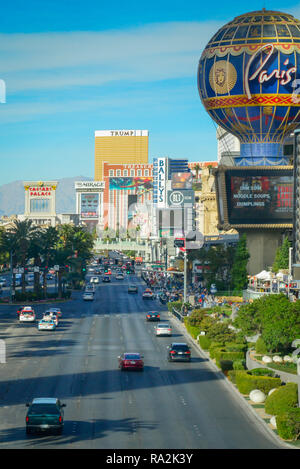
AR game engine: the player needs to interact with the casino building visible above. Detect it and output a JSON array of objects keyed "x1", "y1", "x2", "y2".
[
  {"x1": 19, "y1": 181, "x2": 59, "y2": 227},
  {"x1": 95, "y1": 130, "x2": 149, "y2": 181},
  {"x1": 102, "y1": 162, "x2": 153, "y2": 236}
]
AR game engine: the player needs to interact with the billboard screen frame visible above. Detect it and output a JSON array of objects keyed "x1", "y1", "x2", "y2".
[{"x1": 213, "y1": 166, "x2": 293, "y2": 230}]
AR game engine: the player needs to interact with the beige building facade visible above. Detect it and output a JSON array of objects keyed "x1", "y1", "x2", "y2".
[
  {"x1": 95, "y1": 130, "x2": 149, "y2": 181},
  {"x1": 20, "y1": 181, "x2": 59, "y2": 226}
]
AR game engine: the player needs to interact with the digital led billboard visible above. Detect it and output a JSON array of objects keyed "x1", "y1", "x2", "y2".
[
  {"x1": 214, "y1": 166, "x2": 293, "y2": 229},
  {"x1": 80, "y1": 193, "x2": 99, "y2": 219},
  {"x1": 171, "y1": 172, "x2": 193, "y2": 190}
]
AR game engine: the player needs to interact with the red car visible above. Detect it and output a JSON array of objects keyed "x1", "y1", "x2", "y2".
[{"x1": 118, "y1": 353, "x2": 144, "y2": 371}]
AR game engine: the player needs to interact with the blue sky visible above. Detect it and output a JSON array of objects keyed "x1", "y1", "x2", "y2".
[{"x1": 1, "y1": 0, "x2": 300, "y2": 185}]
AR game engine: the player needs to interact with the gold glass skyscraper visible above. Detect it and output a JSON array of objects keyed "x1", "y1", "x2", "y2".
[{"x1": 94, "y1": 130, "x2": 149, "y2": 181}]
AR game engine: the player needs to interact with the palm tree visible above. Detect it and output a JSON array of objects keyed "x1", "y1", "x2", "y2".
[
  {"x1": 194, "y1": 163, "x2": 201, "y2": 181},
  {"x1": 6, "y1": 220, "x2": 38, "y2": 294},
  {"x1": 39, "y1": 227, "x2": 59, "y2": 297}
]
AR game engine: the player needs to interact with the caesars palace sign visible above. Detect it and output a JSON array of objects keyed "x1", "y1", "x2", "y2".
[{"x1": 25, "y1": 184, "x2": 57, "y2": 197}]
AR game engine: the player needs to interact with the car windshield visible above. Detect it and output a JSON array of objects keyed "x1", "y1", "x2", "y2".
[
  {"x1": 158, "y1": 324, "x2": 170, "y2": 328},
  {"x1": 124, "y1": 354, "x2": 140, "y2": 360},
  {"x1": 173, "y1": 345, "x2": 189, "y2": 351},
  {"x1": 29, "y1": 404, "x2": 60, "y2": 415}
]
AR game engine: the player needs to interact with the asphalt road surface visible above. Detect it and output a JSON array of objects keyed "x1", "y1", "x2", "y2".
[{"x1": 0, "y1": 270, "x2": 285, "y2": 449}]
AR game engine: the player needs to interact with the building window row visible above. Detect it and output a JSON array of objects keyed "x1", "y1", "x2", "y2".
[{"x1": 108, "y1": 169, "x2": 151, "y2": 177}]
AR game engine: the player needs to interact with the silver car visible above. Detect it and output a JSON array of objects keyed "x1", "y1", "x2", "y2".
[
  {"x1": 155, "y1": 323, "x2": 172, "y2": 336},
  {"x1": 83, "y1": 292, "x2": 94, "y2": 301}
]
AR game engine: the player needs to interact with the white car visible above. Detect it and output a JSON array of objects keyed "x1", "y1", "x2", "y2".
[
  {"x1": 115, "y1": 274, "x2": 124, "y2": 280},
  {"x1": 19, "y1": 308, "x2": 36, "y2": 322},
  {"x1": 155, "y1": 323, "x2": 172, "y2": 336},
  {"x1": 90, "y1": 276, "x2": 100, "y2": 284},
  {"x1": 83, "y1": 292, "x2": 94, "y2": 301},
  {"x1": 38, "y1": 319, "x2": 56, "y2": 331},
  {"x1": 47, "y1": 307, "x2": 62, "y2": 317},
  {"x1": 43, "y1": 312, "x2": 59, "y2": 326},
  {"x1": 142, "y1": 289, "x2": 154, "y2": 299}
]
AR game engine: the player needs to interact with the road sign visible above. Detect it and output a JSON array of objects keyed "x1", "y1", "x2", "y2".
[
  {"x1": 174, "y1": 238, "x2": 185, "y2": 252},
  {"x1": 54, "y1": 265, "x2": 60, "y2": 271},
  {"x1": 33, "y1": 267, "x2": 39, "y2": 272}
]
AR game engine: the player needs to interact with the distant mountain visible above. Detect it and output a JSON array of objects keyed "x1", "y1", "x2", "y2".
[{"x1": 0, "y1": 176, "x2": 93, "y2": 216}]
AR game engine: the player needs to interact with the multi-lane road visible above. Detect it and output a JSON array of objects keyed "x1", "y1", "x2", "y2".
[{"x1": 0, "y1": 269, "x2": 285, "y2": 449}]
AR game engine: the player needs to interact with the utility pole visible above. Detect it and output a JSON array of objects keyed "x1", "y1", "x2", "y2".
[
  {"x1": 184, "y1": 250, "x2": 187, "y2": 304},
  {"x1": 10, "y1": 250, "x2": 13, "y2": 303},
  {"x1": 288, "y1": 247, "x2": 293, "y2": 298}
]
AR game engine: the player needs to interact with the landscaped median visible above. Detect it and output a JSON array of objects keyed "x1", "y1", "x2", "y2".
[{"x1": 168, "y1": 301, "x2": 300, "y2": 445}]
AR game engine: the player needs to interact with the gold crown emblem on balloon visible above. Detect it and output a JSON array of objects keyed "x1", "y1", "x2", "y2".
[{"x1": 209, "y1": 61, "x2": 237, "y2": 95}]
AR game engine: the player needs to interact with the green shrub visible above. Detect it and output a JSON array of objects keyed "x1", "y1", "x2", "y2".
[
  {"x1": 215, "y1": 350, "x2": 245, "y2": 368},
  {"x1": 198, "y1": 335, "x2": 211, "y2": 351},
  {"x1": 249, "y1": 368, "x2": 275, "y2": 377},
  {"x1": 235, "y1": 371, "x2": 281, "y2": 395},
  {"x1": 276, "y1": 408, "x2": 300, "y2": 441},
  {"x1": 267, "y1": 362, "x2": 298, "y2": 375},
  {"x1": 233, "y1": 360, "x2": 246, "y2": 370},
  {"x1": 184, "y1": 322, "x2": 200, "y2": 339},
  {"x1": 265, "y1": 383, "x2": 298, "y2": 416},
  {"x1": 220, "y1": 360, "x2": 234, "y2": 373},
  {"x1": 255, "y1": 337, "x2": 268, "y2": 354},
  {"x1": 225, "y1": 342, "x2": 248, "y2": 353},
  {"x1": 186, "y1": 309, "x2": 205, "y2": 326},
  {"x1": 228, "y1": 370, "x2": 243, "y2": 384},
  {"x1": 208, "y1": 343, "x2": 225, "y2": 359}
]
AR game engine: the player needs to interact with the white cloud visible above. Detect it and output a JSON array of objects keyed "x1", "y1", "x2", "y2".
[{"x1": 1, "y1": 21, "x2": 222, "y2": 93}]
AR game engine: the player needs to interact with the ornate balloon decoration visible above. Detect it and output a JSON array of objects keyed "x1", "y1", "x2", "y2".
[{"x1": 198, "y1": 9, "x2": 300, "y2": 166}]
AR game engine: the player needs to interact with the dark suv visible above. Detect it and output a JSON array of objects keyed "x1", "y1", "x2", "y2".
[
  {"x1": 25, "y1": 398, "x2": 66, "y2": 435},
  {"x1": 167, "y1": 343, "x2": 191, "y2": 362}
]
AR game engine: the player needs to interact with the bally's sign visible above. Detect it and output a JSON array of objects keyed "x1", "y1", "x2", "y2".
[{"x1": 157, "y1": 158, "x2": 166, "y2": 207}]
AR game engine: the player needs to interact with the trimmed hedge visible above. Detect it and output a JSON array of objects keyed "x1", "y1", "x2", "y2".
[
  {"x1": 276, "y1": 408, "x2": 300, "y2": 441},
  {"x1": 198, "y1": 335, "x2": 211, "y2": 351},
  {"x1": 215, "y1": 350, "x2": 245, "y2": 368},
  {"x1": 224, "y1": 342, "x2": 247, "y2": 353},
  {"x1": 184, "y1": 321, "x2": 200, "y2": 339},
  {"x1": 255, "y1": 337, "x2": 268, "y2": 354},
  {"x1": 219, "y1": 360, "x2": 234, "y2": 372},
  {"x1": 208, "y1": 342, "x2": 225, "y2": 359},
  {"x1": 228, "y1": 370, "x2": 239, "y2": 384},
  {"x1": 233, "y1": 360, "x2": 246, "y2": 370},
  {"x1": 235, "y1": 370, "x2": 281, "y2": 395},
  {"x1": 249, "y1": 368, "x2": 275, "y2": 377},
  {"x1": 265, "y1": 383, "x2": 298, "y2": 416}
]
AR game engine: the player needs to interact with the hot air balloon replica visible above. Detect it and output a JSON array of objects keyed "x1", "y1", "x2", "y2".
[{"x1": 198, "y1": 9, "x2": 300, "y2": 166}]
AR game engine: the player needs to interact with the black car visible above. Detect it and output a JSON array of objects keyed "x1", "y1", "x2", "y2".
[
  {"x1": 102, "y1": 275, "x2": 111, "y2": 283},
  {"x1": 146, "y1": 311, "x2": 160, "y2": 322},
  {"x1": 25, "y1": 398, "x2": 66, "y2": 435},
  {"x1": 167, "y1": 343, "x2": 191, "y2": 362}
]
